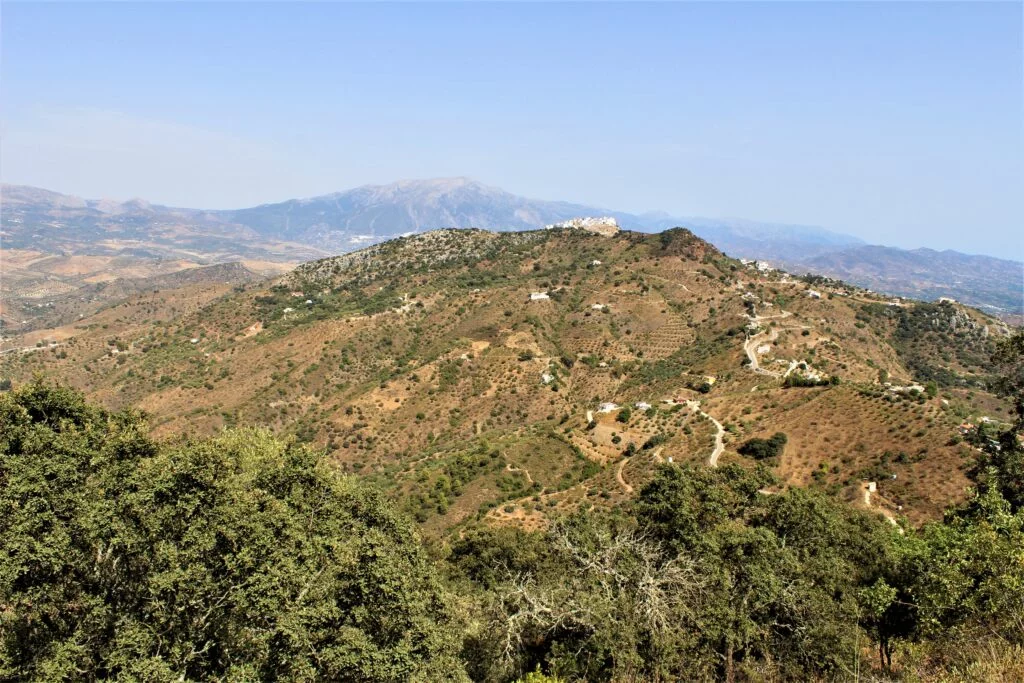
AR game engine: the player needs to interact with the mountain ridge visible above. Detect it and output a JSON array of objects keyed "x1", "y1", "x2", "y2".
[{"x1": 3, "y1": 180, "x2": 1020, "y2": 315}]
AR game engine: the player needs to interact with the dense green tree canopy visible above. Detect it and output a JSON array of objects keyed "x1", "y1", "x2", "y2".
[{"x1": 0, "y1": 382, "x2": 465, "y2": 681}]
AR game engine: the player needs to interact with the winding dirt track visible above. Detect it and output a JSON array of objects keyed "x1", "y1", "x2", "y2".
[
  {"x1": 616, "y1": 457, "x2": 633, "y2": 494},
  {"x1": 743, "y1": 309, "x2": 812, "y2": 378},
  {"x1": 744, "y1": 327, "x2": 782, "y2": 376},
  {"x1": 686, "y1": 400, "x2": 725, "y2": 467}
]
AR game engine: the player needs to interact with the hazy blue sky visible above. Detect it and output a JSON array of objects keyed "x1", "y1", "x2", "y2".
[{"x1": 2, "y1": 2, "x2": 1021, "y2": 258}]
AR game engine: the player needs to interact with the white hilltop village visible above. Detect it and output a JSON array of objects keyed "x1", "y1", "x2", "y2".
[{"x1": 545, "y1": 216, "x2": 621, "y2": 237}]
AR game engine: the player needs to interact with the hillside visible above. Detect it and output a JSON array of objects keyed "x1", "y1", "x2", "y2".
[
  {"x1": 0, "y1": 261, "x2": 273, "y2": 333},
  {"x1": 2, "y1": 226, "x2": 1013, "y2": 531}
]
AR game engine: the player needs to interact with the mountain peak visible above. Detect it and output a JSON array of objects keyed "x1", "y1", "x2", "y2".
[
  {"x1": 353, "y1": 176, "x2": 500, "y2": 200},
  {"x1": 388, "y1": 176, "x2": 484, "y2": 191}
]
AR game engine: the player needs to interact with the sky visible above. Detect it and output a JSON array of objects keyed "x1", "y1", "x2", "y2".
[{"x1": 2, "y1": 2, "x2": 1022, "y2": 259}]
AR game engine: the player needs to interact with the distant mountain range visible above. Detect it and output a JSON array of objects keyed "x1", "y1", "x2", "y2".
[
  {"x1": 2, "y1": 178, "x2": 1021, "y2": 315},
  {"x1": 219, "y1": 177, "x2": 605, "y2": 249},
  {"x1": 789, "y1": 246, "x2": 1023, "y2": 315}
]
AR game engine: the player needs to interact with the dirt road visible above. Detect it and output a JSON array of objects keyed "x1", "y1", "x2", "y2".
[
  {"x1": 744, "y1": 327, "x2": 782, "y2": 376},
  {"x1": 616, "y1": 457, "x2": 633, "y2": 494},
  {"x1": 687, "y1": 400, "x2": 725, "y2": 467}
]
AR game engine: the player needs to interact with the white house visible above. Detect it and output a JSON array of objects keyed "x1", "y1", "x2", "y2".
[{"x1": 530, "y1": 292, "x2": 550, "y2": 301}]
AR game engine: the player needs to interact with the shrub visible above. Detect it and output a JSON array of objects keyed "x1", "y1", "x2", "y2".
[{"x1": 738, "y1": 432, "x2": 788, "y2": 460}]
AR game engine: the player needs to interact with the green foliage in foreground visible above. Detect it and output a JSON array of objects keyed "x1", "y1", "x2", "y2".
[
  {"x1": 2, "y1": 360, "x2": 1024, "y2": 680},
  {"x1": 449, "y1": 467, "x2": 1024, "y2": 682},
  {"x1": 0, "y1": 382, "x2": 464, "y2": 682}
]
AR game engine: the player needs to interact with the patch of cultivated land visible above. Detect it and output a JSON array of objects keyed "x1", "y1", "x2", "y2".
[{"x1": 705, "y1": 384, "x2": 975, "y2": 523}]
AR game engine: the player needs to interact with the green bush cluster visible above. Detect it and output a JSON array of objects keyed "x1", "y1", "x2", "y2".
[{"x1": 737, "y1": 432, "x2": 788, "y2": 460}]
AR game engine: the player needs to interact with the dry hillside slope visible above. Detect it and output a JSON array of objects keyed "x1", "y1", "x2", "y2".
[{"x1": 2, "y1": 227, "x2": 1013, "y2": 532}]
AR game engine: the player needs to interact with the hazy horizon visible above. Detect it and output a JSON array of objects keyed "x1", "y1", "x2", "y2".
[{"x1": 2, "y1": 2, "x2": 1021, "y2": 259}]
